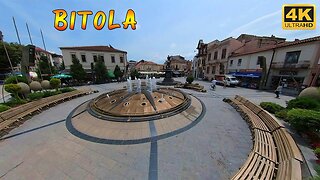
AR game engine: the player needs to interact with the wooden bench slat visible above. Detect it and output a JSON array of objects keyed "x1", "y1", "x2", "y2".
[
  {"x1": 232, "y1": 153, "x2": 276, "y2": 180},
  {"x1": 276, "y1": 158, "x2": 302, "y2": 180},
  {"x1": 272, "y1": 128, "x2": 303, "y2": 162}
]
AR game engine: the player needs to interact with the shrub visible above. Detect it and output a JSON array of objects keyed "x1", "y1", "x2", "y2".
[
  {"x1": 27, "y1": 92, "x2": 44, "y2": 101},
  {"x1": 4, "y1": 75, "x2": 28, "y2": 84},
  {"x1": 287, "y1": 97, "x2": 320, "y2": 110},
  {"x1": 4, "y1": 98, "x2": 27, "y2": 107},
  {"x1": 50, "y1": 78, "x2": 61, "y2": 91},
  {"x1": 186, "y1": 76, "x2": 194, "y2": 84},
  {"x1": 260, "y1": 102, "x2": 285, "y2": 114},
  {"x1": 275, "y1": 109, "x2": 288, "y2": 121},
  {"x1": 0, "y1": 104, "x2": 10, "y2": 112},
  {"x1": 60, "y1": 87, "x2": 75, "y2": 93},
  {"x1": 4, "y1": 84, "x2": 21, "y2": 98},
  {"x1": 287, "y1": 109, "x2": 320, "y2": 132},
  {"x1": 43, "y1": 90, "x2": 62, "y2": 98},
  {"x1": 315, "y1": 148, "x2": 320, "y2": 155}
]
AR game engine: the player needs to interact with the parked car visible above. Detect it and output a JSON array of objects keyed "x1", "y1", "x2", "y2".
[{"x1": 215, "y1": 75, "x2": 239, "y2": 87}]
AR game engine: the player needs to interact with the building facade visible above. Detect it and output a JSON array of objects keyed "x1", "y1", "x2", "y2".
[
  {"x1": 166, "y1": 55, "x2": 192, "y2": 76},
  {"x1": 267, "y1": 36, "x2": 320, "y2": 94},
  {"x1": 60, "y1": 46, "x2": 127, "y2": 74},
  {"x1": 135, "y1": 60, "x2": 164, "y2": 72},
  {"x1": 194, "y1": 40, "x2": 207, "y2": 79}
]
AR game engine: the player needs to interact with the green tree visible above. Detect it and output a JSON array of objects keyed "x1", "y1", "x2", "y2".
[
  {"x1": 186, "y1": 75, "x2": 194, "y2": 84},
  {"x1": 94, "y1": 60, "x2": 106, "y2": 83},
  {"x1": 130, "y1": 69, "x2": 139, "y2": 80},
  {"x1": 0, "y1": 41, "x2": 23, "y2": 74},
  {"x1": 114, "y1": 65, "x2": 123, "y2": 79},
  {"x1": 70, "y1": 57, "x2": 86, "y2": 81},
  {"x1": 36, "y1": 55, "x2": 57, "y2": 77},
  {"x1": 5, "y1": 84, "x2": 21, "y2": 99},
  {"x1": 59, "y1": 60, "x2": 65, "y2": 71},
  {"x1": 50, "y1": 78, "x2": 61, "y2": 91}
]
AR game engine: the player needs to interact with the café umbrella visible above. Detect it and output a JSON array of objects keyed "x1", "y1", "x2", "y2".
[{"x1": 51, "y1": 74, "x2": 72, "y2": 79}]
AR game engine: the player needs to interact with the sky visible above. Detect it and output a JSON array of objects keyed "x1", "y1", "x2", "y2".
[{"x1": 0, "y1": 0, "x2": 319, "y2": 64}]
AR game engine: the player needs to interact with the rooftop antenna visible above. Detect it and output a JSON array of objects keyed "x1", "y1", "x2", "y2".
[
  {"x1": 40, "y1": 29, "x2": 53, "y2": 75},
  {"x1": 12, "y1": 17, "x2": 21, "y2": 45},
  {"x1": 26, "y1": 22, "x2": 33, "y2": 45}
]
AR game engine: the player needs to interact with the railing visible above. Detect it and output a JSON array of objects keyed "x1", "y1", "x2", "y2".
[{"x1": 271, "y1": 60, "x2": 310, "y2": 69}]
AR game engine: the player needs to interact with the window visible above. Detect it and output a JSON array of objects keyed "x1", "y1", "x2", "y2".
[
  {"x1": 93, "y1": 55, "x2": 98, "y2": 62},
  {"x1": 120, "y1": 56, "x2": 124, "y2": 63},
  {"x1": 111, "y1": 55, "x2": 115, "y2": 63},
  {"x1": 206, "y1": 66, "x2": 210, "y2": 74},
  {"x1": 285, "y1": 51, "x2": 301, "y2": 64},
  {"x1": 208, "y1": 53, "x2": 211, "y2": 61},
  {"x1": 211, "y1": 66, "x2": 215, "y2": 74},
  {"x1": 230, "y1": 60, "x2": 233, "y2": 66},
  {"x1": 257, "y1": 58, "x2": 261, "y2": 65},
  {"x1": 99, "y1": 55, "x2": 104, "y2": 62},
  {"x1": 237, "y1": 59, "x2": 242, "y2": 66},
  {"x1": 214, "y1": 51, "x2": 218, "y2": 60},
  {"x1": 221, "y1": 48, "x2": 227, "y2": 59},
  {"x1": 71, "y1": 53, "x2": 76, "y2": 60},
  {"x1": 81, "y1": 54, "x2": 86, "y2": 62}
]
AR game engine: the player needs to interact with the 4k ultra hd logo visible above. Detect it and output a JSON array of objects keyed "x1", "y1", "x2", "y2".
[{"x1": 282, "y1": 4, "x2": 316, "y2": 30}]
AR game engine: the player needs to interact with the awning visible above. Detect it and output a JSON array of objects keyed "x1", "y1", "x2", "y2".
[
  {"x1": 106, "y1": 70, "x2": 115, "y2": 78},
  {"x1": 51, "y1": 73, "x2": 72, "y2": 79},
  {"x1": 228, "y1": 72, "x2": 262, "y2": 78}
]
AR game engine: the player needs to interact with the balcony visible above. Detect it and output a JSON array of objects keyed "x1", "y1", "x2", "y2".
[{"x1": 271, "y1": 61, "x2": 310, "y2": 69}]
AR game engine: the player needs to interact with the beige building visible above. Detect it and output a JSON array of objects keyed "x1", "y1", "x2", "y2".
[
  {"x1": 135, "y1": 60, "x2": 164, "y2": 75},
  {"x1": 226, "y1": 36, "x2": 320, "y2": 93},
  {"x1": 195, "y1": 34, "x2": 286, "y2": 81},
  {"x1": 166, "y1": 55, "x2": 192, "y2": 76},
  {"x1": 268, "y1": 36, "x2": 320, "y2": 93},
  {"x1": 60, "y1": 45, "x2": 127, "y2": 73}
]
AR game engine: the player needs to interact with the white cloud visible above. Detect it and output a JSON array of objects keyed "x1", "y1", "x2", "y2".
[
  {"x1": 228, "y1": 10, "x2": 281, "y2": 37},
  {"x1": 170, "y1": 43, "x2": 177, "y2": 49}
]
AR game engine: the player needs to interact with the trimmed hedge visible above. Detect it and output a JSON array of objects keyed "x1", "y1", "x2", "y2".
[
  {"x1": 287, "y1": 97, "x2": 320, "y2": 110},
  {"x1": 60, "y1": 87, "x2": 75, "y2": 93},
  {"x1": 260, "y1": 102, "x2": 285, "y2": 114},
  {"x1": 0, "y1": 104, "x2": 10, "y2": 112},
  {"x1": 287, "y1": 108, "x2": 320, "y2": 132},
  {"x1": 43, "y1": 90, "x2": 62, "y2": 98},
  {"x1": 4, "y1": 98, "x2": 27, "y2": 107},
  {"x1": 275, "y1": 109, "x2": 288, "y2": 121},
  {"x1": 27, "y1": 92, "x2": 44, "y2": 101}
]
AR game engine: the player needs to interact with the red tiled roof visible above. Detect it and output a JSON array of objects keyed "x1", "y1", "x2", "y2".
[
  {"x1": 230, "y1": 45, "x2": 275, "y2": 57},
  {"x1": 230, "y1": 36, "x2": 320, "y2": 57},
  {"x1": 59, "y1": 46, "x2": 127, "y2": 53},
  {"x1": 275, "y1": 36, "x2": 320, "y2": 48},
  {"x1": 35, "y1": 47, "x2": 52, "y2": 54},
  {"x1": 135, "y1": 60, "x2": 161, "y2": 68}
]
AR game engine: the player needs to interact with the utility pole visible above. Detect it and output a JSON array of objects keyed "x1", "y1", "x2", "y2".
[{"x1": 40, "y1": 29, "x2": 53, "y2": 75}]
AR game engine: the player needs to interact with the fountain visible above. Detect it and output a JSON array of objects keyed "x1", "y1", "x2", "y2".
[{"x1": 157, "y1": 56, "x2": 180, "y2": 86}]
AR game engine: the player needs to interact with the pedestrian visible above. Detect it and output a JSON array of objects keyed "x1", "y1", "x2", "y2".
[
  {"x1": 275, "y1": 85, "x2": 283, "y2": 98},
  {"x1": 223, "y1": 80, "x2": 227, "y2": 89},
  {"x1": 211, "y1": 78, "x2": 216, "y2": 90}
]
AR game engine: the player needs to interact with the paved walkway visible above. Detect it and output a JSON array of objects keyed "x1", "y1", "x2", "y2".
[{"x1": 0, "y1": 78, "x2": 305, "y2": 179}]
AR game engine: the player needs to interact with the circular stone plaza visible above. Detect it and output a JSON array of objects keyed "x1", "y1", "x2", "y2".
[{"x1": 0, "y1": 77, "x2": 311, "y2": 180}]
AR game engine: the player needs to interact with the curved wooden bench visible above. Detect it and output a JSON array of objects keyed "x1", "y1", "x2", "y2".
[
  {"x1": 253, "y1": 129, "x2": 277, "y2": 162},
  {"x1": 272, "y1": 128, "x2": 303, "y2": 162},
  {"x1": 230, "y1": 98, "x2": 269, "y2": 132},
  {"x1": 231, "y1": 152, "x2": 276, "y2": 180},
  {"x1": 276, "y1": 158, "x2": 302, "y2": 180},
  {"x1": 228, "y1": 96, "x2": 303, "y2": 180},
  {"x1": 257, "y1": 110, "x2": 284, "y2": 132},
  {"x1": 0, "y1": 89, "x2": 92, "y2": 133}
]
